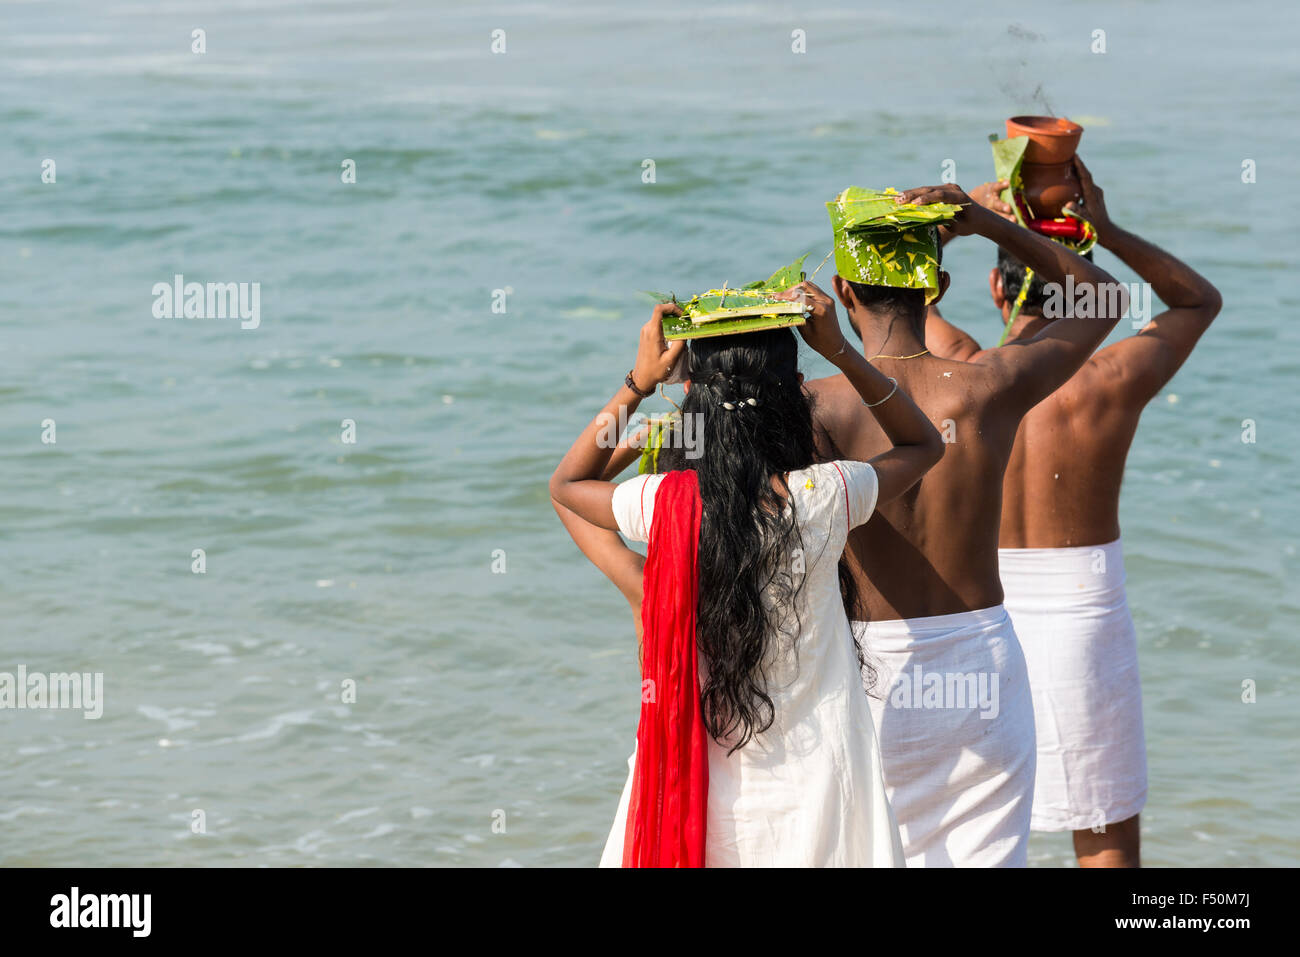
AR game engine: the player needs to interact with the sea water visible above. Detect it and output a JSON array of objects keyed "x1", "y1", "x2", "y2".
[{"x1": 1, "y1": 0, "x2": 1296, "y2": 866}]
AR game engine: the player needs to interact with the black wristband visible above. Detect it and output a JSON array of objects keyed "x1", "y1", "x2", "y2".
[{"x1": 625, "y1": 370, "x2": 654, "y2": 398}]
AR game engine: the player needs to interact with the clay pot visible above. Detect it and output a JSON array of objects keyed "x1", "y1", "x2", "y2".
[
  {"x1": 1018, "y1": 160, "x2": 1081, "y2": 219},
  {"x1": 1006, "y1": 116, "x2": 1084, "y2": 219},
  {"x1": 1006, "y1": 115, "x2": 1083, "y2": 163}
]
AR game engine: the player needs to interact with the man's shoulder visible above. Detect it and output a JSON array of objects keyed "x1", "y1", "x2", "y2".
[
  {"x1": 1047, "y1": 344, "x2": 1128, "y2": 389},
  {"x1": 803, "y1": 371, "x2": 854, "y2": 407},
  {"x1": 1019, "y1": 353, "x2": 1129, "y2": 421},
  {"x1": 802, "y1": 374, "x2": 856, "y2": 457},
  {"x1": 804, "y1": 371, "x2": 846, "y2": 391},
  {"x1": 1070, "y1": 351, "x2": 1141, "y2": 410}
]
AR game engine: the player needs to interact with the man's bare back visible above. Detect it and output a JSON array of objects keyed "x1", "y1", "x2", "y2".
[
  {"x1": 808, "y1": 355, "x2": 1017, "y2": 619},
  {"x1": 999, "y1": 365, "x2": 1140, "y2": 548},
  {"x1": 801, "y1": 182, "x2": 1128, "y2": 623},
  {"x1": 924, "y1": 160, "x2": 1223, "y2": 550}
]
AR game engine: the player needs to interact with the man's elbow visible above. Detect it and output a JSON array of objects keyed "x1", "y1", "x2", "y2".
[
  {"x1": 1102, "y1": 280, "x2": 1129, "y2": 328},
  {"x1": 920, "y1": 429, "x2": 946, "y2": 469},
  {"x1": 548, "y1": 470, "x2": 567, "y2": 507},
  {"x1": 1201, "y1": 283, "x2": 1224, "y2": 319}
]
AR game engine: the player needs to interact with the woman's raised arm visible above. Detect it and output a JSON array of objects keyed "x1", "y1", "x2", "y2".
[
  {"x1": 548, "y1": 305, "x2": 686, "y2": 529},
  {"x1": 785, "y1": 281, "x2": 944, "y2": 505}
]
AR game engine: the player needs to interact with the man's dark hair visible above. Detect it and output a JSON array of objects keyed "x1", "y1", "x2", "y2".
[
  {"x1": 843, "y1": 226, "x2": 942, "y2": 340},
  {"x1": 997, "y1": 245, "x2": 1093, "y2": 315}
]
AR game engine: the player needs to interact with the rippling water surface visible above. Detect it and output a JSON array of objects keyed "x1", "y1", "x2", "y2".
[{"x1": 1, "y1": 1, "x2": 1296, "y2": 866}]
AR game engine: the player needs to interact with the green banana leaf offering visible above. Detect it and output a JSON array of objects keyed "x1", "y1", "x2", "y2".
[
  {"x1": 991, "y1": 135, "x2": 1031, "y2": 226},
  {"x1": 637, "y1": 412, "x2": 677, "y2": 474},
  {"x1": 827, "y1": 187, "x2": 960, "y2": 304},
  {"x1": 653, "y1": 253, "x2": 812, "y2": 341}
]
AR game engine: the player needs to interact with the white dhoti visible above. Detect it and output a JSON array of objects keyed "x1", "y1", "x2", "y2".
[
  {"x1": 852, "y1": 605, "x2": 1036, "y2": 867},
  {"x1": 999, "y1": 539, "x2": 1147, "y2": 832}
]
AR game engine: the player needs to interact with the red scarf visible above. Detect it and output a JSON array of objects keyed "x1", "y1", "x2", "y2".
[{"x1": 623, "y1": 469, "x2": 709, "y2": 867}]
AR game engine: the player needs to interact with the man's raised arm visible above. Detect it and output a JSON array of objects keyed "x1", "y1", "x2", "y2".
[
  {"x1": 1073, "y1": 157, "x2": 1222, "y2": 403},
  {"x1": 924, "y1": 180, "x2": 1015, "y2": 361},
  {"x1": 897, "y1": 181, "x2": 1126, "y2": 411}
]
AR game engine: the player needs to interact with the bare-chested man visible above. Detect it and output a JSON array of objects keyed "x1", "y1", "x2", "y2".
[
  {"x1": 925, "y1": 158, "x2": 1222, "y2": 867},
  {"x1": 791, "y1": 182, "x2": 1127, "y2": 866}
]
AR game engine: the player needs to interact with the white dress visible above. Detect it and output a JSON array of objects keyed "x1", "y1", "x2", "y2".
[{"x1": 600, "y1": 461, "x2": 905, "y2": 867}]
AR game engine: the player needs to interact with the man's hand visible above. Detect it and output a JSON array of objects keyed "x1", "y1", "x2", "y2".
[
  {"x1": 779, "y1": 281, "x2": 851, "y2": 361},
  {"x1": 968, "y1": 180, "x2": 1016, "y2": 222},
  {"x1": 631, "y1": 305, "x2": 686, "y2": 392},
  {"x1": 895, "y1": 184, "x2": 988, "y2": 236},
  {"x1": 938, "y1": 180, "x2": 1014, "y2": 245},
  {"x1": 1065, "y1": 155, "x2": 1112, "y2": 238}
]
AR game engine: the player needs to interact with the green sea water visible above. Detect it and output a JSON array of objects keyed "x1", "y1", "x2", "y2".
[{"x1": 1, "y1": 1, "x2": 1296, "y2": 866}]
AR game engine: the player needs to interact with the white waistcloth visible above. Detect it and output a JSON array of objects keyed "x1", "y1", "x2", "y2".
[
  {"x1": 600, "y1": 462, "x2": 904, "y2": 867},
  {"x1": 852, "y1": 605, "x2": 1037, "y2": 867},
  {"x1": 999, "y1": 538, "x2": 1147, "y2": 832}
]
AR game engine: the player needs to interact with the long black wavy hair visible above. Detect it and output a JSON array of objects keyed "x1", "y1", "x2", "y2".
[{"x1": 656, "y1": 328, "x2": 866, "y2": 753}]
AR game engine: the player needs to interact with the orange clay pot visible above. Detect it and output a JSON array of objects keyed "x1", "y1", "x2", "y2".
[{"x1": 1006, "y1": 116, "x2": 1084, "y2": 219}]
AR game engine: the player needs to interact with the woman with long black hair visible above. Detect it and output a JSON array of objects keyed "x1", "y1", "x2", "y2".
[{"x1": 551, "y1": 283, "x2": 943, "y2": 866}]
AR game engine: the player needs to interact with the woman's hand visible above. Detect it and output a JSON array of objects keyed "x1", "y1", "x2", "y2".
[
  {"x1": 551, "y1": 307, "x2": 684, "y2": 533},
  {"x1": 630, "y1": 304, "x2": 687, "y2": 393},
  {"x1": 781, "y1": 281, "x2": 851, "y2": 361}
]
